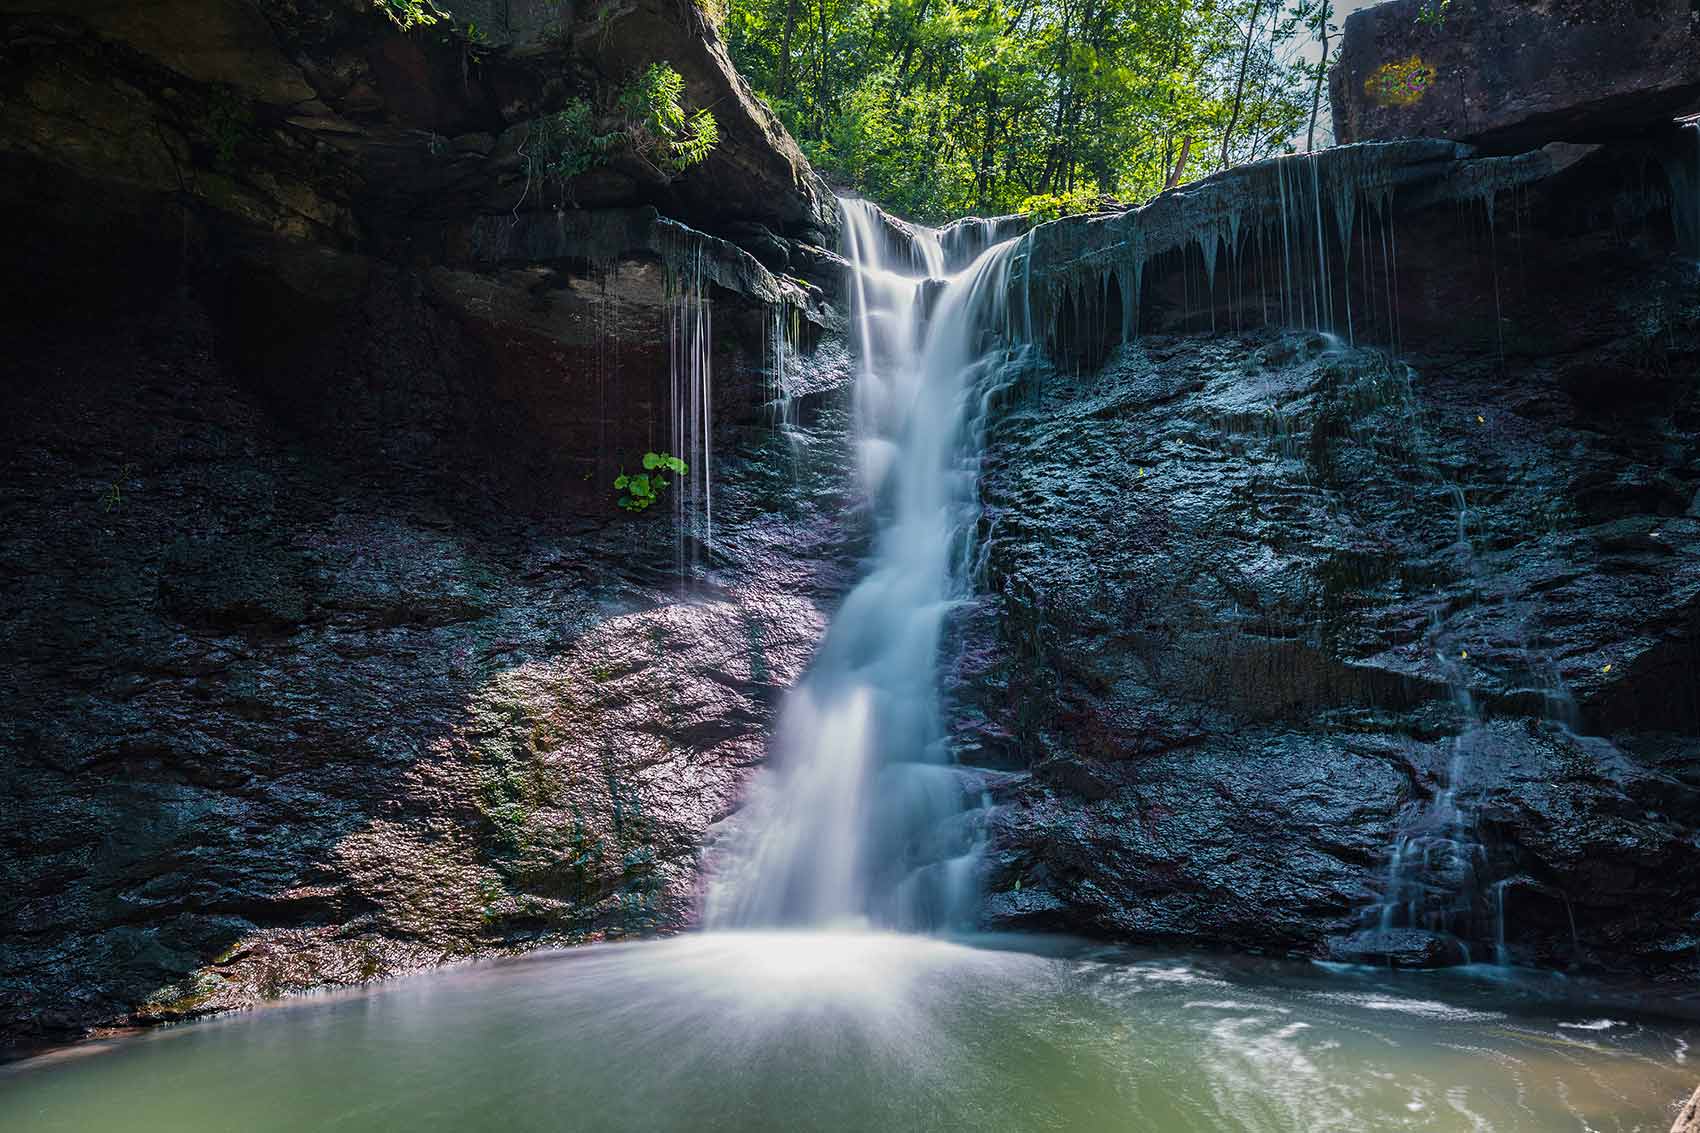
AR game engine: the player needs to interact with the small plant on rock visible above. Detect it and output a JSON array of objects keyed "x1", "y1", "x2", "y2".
[
  {"x1": 99, "y1": 464, "x2": 136, "y2": 512},
  {"x1": 527, "y1": 100, "x2": 623, "y2": 184},
  {"x1": 616, "y1": 63, "x2": 720, "y2": 175},
  {"x1": 521, "y1": 64, "x2": 717, "y2": 204},
  {"x1": 614, "y1": 452, "x2": 688, "y2": 512},
  {"x1": 1415, "y1": 0, "x2": 1449, "y2": 26},
  {"x1": 374, "y1": 0, "x2": 446, "y2": 29}
]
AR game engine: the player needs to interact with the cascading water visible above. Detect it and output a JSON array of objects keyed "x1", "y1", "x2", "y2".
[
  {"x1": 1345, "y1": 359, "x2": 1577, "y2": 967},
  {"x1": 1362, "y1": 658, "x2": 1494, "y2": 963},
  {"x1": 1336, "y1": 363, "x2": 1505, "y2": 966},
  {"x1": 707, "y1": 198, "x2": 1029, "y2": 930}
]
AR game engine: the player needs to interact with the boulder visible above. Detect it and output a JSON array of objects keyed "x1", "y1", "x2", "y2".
[
  {"x1": 1332, "y1": 0, "x2": 1700, "y2": 151},
  {"x1": 1675, "y1": 1084, "x2": 1700, "y2": 1133},
  {"x1": 1327, "y1": 929, "x2": 1470, "y2": 970},
  {"x1": 721, "y1": 221, "x2": 793, "y2": 273}
]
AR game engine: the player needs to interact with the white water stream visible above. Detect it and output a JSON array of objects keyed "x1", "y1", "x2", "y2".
[{"x1": 708, "y1": 199, "x2": 1029, "y2": 929}]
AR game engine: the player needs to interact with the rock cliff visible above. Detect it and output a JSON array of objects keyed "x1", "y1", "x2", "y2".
[
  {"x1": 961, "y1": 136, "x2": 1700, "y2": 977},
  {"x1": 0, "y1": 0, "x2": 847, "y2": 1051}
]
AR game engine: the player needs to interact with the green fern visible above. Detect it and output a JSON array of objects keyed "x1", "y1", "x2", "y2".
[
  {"x1": 671, "y1": 108, "x2": 719, "y2": 171},
  {"x1": 528, "y1": 100, "x2": 622, "y2": 183},
  {"x1": 618, "y1": 64, "x2": 719, "y2": 174}
]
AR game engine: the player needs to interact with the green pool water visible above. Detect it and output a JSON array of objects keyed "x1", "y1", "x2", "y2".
[{"x1": 3, "y1": 932, "x2": 1694, "y2": 1131}]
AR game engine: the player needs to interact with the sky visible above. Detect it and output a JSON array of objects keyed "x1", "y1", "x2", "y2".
[
  {"x1": 1291, "y1": 0, "x2": 1389, "y2": 145},
  {"x1": 1296, "y1": 0, "x2": 1385, "y2": 67}
]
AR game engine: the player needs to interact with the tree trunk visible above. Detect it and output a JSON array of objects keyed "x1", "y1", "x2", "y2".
[
  {"x1": 1220, "y1": 0, "x2": 1264, "y2": 170},
  {"x1": 1306, "y1": 2, "x2": 1330, "y2": 152},
  {"x1": 775, "y1": 0, "x2": 799, "y2": 98},
  {"x1": 889, "y1": 0, "x2": 931, "y2": 104},
  {"x1": 975, "y1": 89, "x2": 1002, "y2": 209},
  {"x1": 814, "y1": 0, "x2": 828, "y2": 135},
  {"x1": 1165, "y1": 136, "x2": 1192, "y2": 190}
]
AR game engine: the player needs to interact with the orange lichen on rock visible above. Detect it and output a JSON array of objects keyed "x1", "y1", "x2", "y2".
[{"x1": 1364, "y1": 56, "x2": 1438, "y2": 107}]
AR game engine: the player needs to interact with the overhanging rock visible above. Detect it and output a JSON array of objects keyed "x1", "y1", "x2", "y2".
[{"x1": 1332, "y1": 0, "x2": 1700, "y2": 152}]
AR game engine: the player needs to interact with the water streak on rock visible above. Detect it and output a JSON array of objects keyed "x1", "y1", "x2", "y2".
[
  {"x1": 1016, "y1": 142, "x2": 1552, "y2": 361},
  {"x1": 666, "y1": 234, "x2": 714, "y2": 574}
]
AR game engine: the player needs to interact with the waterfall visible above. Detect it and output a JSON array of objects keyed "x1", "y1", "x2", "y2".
[{"x1": 707, "y1": 199, "x2": 1029, "y2": 930}]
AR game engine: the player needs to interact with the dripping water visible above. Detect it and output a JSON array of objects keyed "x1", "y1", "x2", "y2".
[
  {"x1": 766, "y1": 303, "x2": 806, "y2": 478},
  {"x1": 1677, "y1": 119, "x2": 1700, "y2": 259},
  {"x1": 1347, "y1": 362, "x2": 1504, "y2": 965},
  {"x1": 708, "y1": 198, "x2": 1030, "y2": 930},
  {"x1": 667, "y1": 237, "x2": 714, "y2": 580}
]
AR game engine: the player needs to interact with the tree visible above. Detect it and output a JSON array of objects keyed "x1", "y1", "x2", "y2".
[
  {"x1": 725, "y1": 0, "x2": 1318, "y2": 222},
  {"x1": 1221, "y1": 0, "x2": 1266, "y2": 169},
  {"x1": 1302, "y1": 0, "x2": 1335, "y2": 152}
]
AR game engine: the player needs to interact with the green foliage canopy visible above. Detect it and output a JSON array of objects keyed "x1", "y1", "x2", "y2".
[{"x1": 726, "y1": 0, "x2": 1337, "y2": 222}]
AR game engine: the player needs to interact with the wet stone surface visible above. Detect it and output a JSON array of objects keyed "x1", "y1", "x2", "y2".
[
  {"x1": 0, "y1": 290, "x2": 859, "y2": 1051},
  {"x1": 967, "y1": 321, "x2": 1700, "y2": 976}
]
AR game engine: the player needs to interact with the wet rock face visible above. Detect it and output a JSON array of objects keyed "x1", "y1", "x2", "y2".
[
  {"x1": 0, "y1": 0, "x2": 857, "y2": 1055},
  {"x1": 967, "y1": 144, "x2": 1700, "y2": 974},
  {"x1": 975, "y1": 325, "x2": 1700, "y2": 971},
  {"x1": 0, "y1": 284, "x2": 858, "y2": 1051},
  {"x1": 1332, "y1": 0, "x2": 1700, "y2": 152}
]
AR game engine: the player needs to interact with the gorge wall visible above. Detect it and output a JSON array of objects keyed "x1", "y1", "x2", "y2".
[
  {"x1": 956, "y1": 159, "x2": 1700, "y2": 981},
  {"x1": 3, "y1": 0, "x2": 1699, "y2": 1055},
  {"x1": 0, "y1": 0, "x2": 852, "y2": 1050}
]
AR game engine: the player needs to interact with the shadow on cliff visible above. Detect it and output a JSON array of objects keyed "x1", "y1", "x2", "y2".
[{"x1": 0, "y1": 200, "x2": 857, "y2": 1051}]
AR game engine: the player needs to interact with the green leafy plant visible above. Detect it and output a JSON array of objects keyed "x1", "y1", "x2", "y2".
[
  {"x1": 457, "y1": 18, "x2": 494, "y2": 62},
  {"x1": 1415, "y1": 0, "x2": 1450, "y2": 26},
  {"x1": 523, "y1": 65, "x2": 717, "y2": 202},
  {"x1": 206, "y1": 89, "x2": 253, "y2": 172},
  {"x1": 374, "y1": 0, "x2": 446, "y2": 29},
  {"x1": 616, "y1": 63, "x2": 719, "y2": 174},
  {"x1": 527, "y1": 100, "x2": 622, "y2": 183},
  {"x1": 1018, "y1": 189, "x2": 1114, "y2": 223},
  {"x1": 99, "y1": 463, "x2": 136, "y2": 512},
  {"x1": 614, "y1": 452, "x2": 688, "y2": 512}
]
